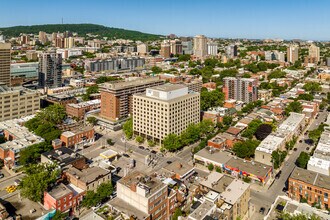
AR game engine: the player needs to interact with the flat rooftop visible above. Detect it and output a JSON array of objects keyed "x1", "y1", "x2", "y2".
[
  {"x1": 0, "y1": 116, "x2": 44, "y2": 151},
  {"x1": 61, "y1": 126, "x2": 93, "y2": 137},
  {"x1": 66, "y1": 166, "x2": 110, "y2": 184},
  {"x1": 226, "y1": 157, "x2": 272, "y2": 178},
  {"x1": 200, "y1": 172, "x2": 235, "y2": 194},
  {"x1": 118, "y1": 171, "x2": 166, "y2": 197},
  {"x1": 256, "y1": 133, "x2": 285, "y2": 154},
  {"x1": 109, "y1": 197, "x2": 148, "y2": 220},
  {"x1": 47, "y1": 183, "x2": 72, "y2": 200},
  {"x1": 42, "y1": 147, "x2": 85, "y2": 167},
  {"x1": 194, "y1": 148, "x2": 232, "y2": 165},
  {"x1": 189, "y1": 200, "x2": 215, "y2": 220},
  {"x1": 163, "y1": 160, "x2": 194, "y2": 177},
  {"x1": 67, "y1": 99, "x2": 100, "y2": 109},
  {"x1": 100, "y1": 77, "x2": 161, "y2": 91},
  {"x1": 278, "y1": 112, "x2": 305, "y2": 132},
  {"x1": 219, "y1": 179, "x2": 250, "y2": 205},
  {"x1": 290, "y1": 167, "x2": 330, "y2": 190},
  {"x1": 148, "y1": 84, "x2": 187, "y2": 92}
]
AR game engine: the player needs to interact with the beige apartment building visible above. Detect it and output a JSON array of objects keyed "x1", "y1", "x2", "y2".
[
  {"x1": 193, "y1": 35, "x2": 208, "y2": 59},
  {"x1": 0, "y1": 43, "x2": 11, "y2": 86},
  {"x1": 0, "y1": 83, "x2": 40, "y2": 121},
  {"x1": 113, "y1": 171, "x2": 176, "y2": 220},
  {"x1": 99, "y1": 77, "x2": 164, "y2": 121},
  {"x1": 309, "y1": 44, "x2": 320, "y2": 63},
  {"x1": 133, "y1": 84, "x2": 200, "y2": 143},
  {"x1": 287, "y1": 45, "x2": 299, "y2": 63}
]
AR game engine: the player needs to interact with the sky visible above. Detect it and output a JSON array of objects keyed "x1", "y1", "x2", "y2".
[{"x1": 1, "y1": 0, "x2": 330, "y2": 40}]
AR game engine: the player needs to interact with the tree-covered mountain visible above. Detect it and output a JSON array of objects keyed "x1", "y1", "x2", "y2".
[{"x1": 0, "y1": 23, "x2": 163, "y2": 41}]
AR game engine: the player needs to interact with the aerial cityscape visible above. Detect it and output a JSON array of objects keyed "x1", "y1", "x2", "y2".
[{"x1": 0, "y1": 1, "x2": 330, "y2": 220}]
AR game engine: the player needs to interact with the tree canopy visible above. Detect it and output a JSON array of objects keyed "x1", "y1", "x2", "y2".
[
  {"x1": 232, "y1": 140, "x2": 260, "y2": 159},
  {"x1": 200, "y1": 88, "x2": 225, "y2": 111},
  {"x1": 19, "y1": 163, "x2": 60, "y2": 202},
  {"x1": 19, "y1": 142, "x2": 52, "y2": 166},
  {"x1": 163, "y1": 134, "x2": 182, "y2": 152},
  {"x1": 296, "y1": 152, "x2": 310, "y2": 169},
  {"x1": 81, "y1": 181, "x2": 113, "y2": 208},
  {"x1": 285, "y1": 101, "x2": 303, "y2": 116},
  {"x1": 123, "y1": 118, "x2": 133, "y2": 139},
  {"x1": 255, "y1": 124, "x2": 273, "y2": 141},
  {"x1": 302, "y1": 82, "x2": 321, "y2": 93}
]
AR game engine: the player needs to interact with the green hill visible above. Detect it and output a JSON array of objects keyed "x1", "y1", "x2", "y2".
[{"x1": 0, "y1": 23, "x2": 163, "y2": 41}]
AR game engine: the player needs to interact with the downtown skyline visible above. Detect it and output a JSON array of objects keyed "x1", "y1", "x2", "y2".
[{"x1": 1, "y1": 0, "x2": 330, "y2": 41}]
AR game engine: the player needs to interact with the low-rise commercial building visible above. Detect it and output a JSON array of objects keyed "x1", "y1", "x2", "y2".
[
  {"x1": 60, "y1": 126, "x2": 94, "y2": 147},
  {"x1": 65, "y1": 166, "x2": 111, "y2": 191},
  {"x1": 133, "y1": 84, "x2": 200, "y2": 143},
  {"x1": 66, "y1": 99, "x2": 100, "y2": 119},
  {"x1": 43, "y1": 183, "x2": 84, "y2": 213}
]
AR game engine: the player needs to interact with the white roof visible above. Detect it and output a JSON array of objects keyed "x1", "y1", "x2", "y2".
[
  {"x1": 219, "y1": 179, "x2": 249, "y2": 205},
  {"x1": 308, "y1": 157, "x2": 330, "y2": 171},
  {"x1": 256, "y1": 134, "x2": 285, "y2": 154}
]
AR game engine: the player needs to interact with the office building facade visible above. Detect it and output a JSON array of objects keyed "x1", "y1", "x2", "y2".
[
  {"x1": 160, "y1": 41, "x2": 171, "y2": 58},
  {"x1": 226, "y1": 45, "x2": 238, "y2": 58},
  {"x1": 170, "y1": 40, "x2": 183, "y2": 55},
  {"x1": 0, "y1": 43, "x2": 11, "y2": 86},
  {"x1": 38, "y1": 52, "x2": 62, "y2": 88},
  {"x1": 207, "y1": 42, "x2": 218, "y2": 56},
  {"x1": 133, "y1": 84, "x2": 200, "y2": 143}
]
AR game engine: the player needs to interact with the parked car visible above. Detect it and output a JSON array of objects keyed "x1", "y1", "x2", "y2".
[
  {"x1": 151, "y1": 150, "x2": 157, "y2": 154},
  {"x1": 138, "y1": 146, "x2": 145, "y2": 150},
  {"x1": 166, "y1": 161, "x2": 172, "y2": 164},
  {"x1": 275, "y1": 171, "x2": 282, "y2": 179},
  {"x1": 0, "y1": 173, "x2": 4, "y2": 179},
  {"x1": 259, "y1": 207, "x2": 265, "y2": 214},
  {"x1": 123, "y1": 153, "x2": 130, "y2": 158}
]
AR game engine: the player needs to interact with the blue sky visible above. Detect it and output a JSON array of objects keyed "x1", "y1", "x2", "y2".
[{"x1": 1, "y1": 0, "x2": 329, "y2": 40}]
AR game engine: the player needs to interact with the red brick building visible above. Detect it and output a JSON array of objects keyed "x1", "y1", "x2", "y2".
[
  {"x1": 66, "y1": 99, "x2": 100, "y2": 119},
  {"x1": 60, "y1": 126, "x2": 94, "y2": 147},
  {"x1": 288, "y1": 167, "x2": 330, "y2": 210},
  {"x1": 44, "y1": 183, "x2": 84, "y2": 213}
]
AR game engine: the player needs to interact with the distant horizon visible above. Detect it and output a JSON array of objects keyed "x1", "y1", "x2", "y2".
[
  {"x1": 1, "y1": 0, "x2": 330, "y2": 41},
  {"x1": 1, "y1": 23, "x2": 329, "y2": 42}
]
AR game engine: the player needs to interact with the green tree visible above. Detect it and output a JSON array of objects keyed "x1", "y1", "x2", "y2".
[
  {"x1": 296, "y1": 93, "x2": 314, "y2": 101},
  {"x1": 96, "y1": 76, "x2": 119, "y2": 84},
  {"x1": 199, "y1": 120, "x2": 214, "y2": 136},
  {"x1": 151, "y1": 66, "x2": 162, "y2": 74},
  {"x1": 52, "y1": 211, "x2": 64, "y2": 220},
  {"x1": 172, "y1": 208, "x2": 183, "y2": 220},
  {"x1": 303, "y1": 82, "x2": 321, "y2": 93},
  {"x1": 232, "y1": 140, "x2": 260, "y2": 158},
  {"x1": 268, "y1": 70, "x2": 286, "y2": 79},
  {"x1": 255, "y1": 124, "x2": 273, "y2": 141},
  {"x1": 123, "y1": 118, "x2": 133, "y2": 139},
  {"x1": 200, "y1": 88, "x2": 225, "y2": 111},
  {"x1": 285, "y1": 101, "x2": 303, "y2": 115},
  {"x1": 208, "y1": 163, "x2": 214, "y2": 171},
  {"x1": 147, "y1": 140, "x2": 156, "y2": 147},
  {"x1": 296, "y1": 152, "x2": 310, "y2": 169},
  {"x1": 241, "y1": 119, "x2": 263, "y2": 139},
  {"x1": 271, "y1": 150, "x2": 287, "y2": 169},
  {"x1": 87, "y1": 116, "x2": 98, "y2": 125},
  {"x1": 36, "y1": 104, "x2": 66, "y2": 125},
  {"x1": 163, "y1": 134, "x2": 181, "y2": 152},
  {"x1": 242, "y1": 73, "x2": 251, "y2": 78},
  {"x1": 19, "y1": 163, "x2": 60, "y2": 202},
  {"x1": 19, "y1": 142, "x2": 52, "y2": 166},
  {"x1": 180, "y1": 124, "x2": 200, "y2": 146},
  {"x1": 135, "y1": 136, "x2": 144, "y2": 144},
  {"x1": 81, "y1": 181, "x2": 113, "y2": 208}
]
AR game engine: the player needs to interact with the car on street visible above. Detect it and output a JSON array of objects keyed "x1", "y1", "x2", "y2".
[
  {"x1": 166, "y1": 161, "x2": 172, "y2": 164},
  {"x1": 138, "y1": 146, "x2": 145, "y2": 150},
  {"x1": 293, "y1": 148, "x2": 297, "y2": 151},
  {"x1": 122, "y1": 153, "x2": 130, "y2": 158},
  {"x1": 0, "y1": 173, "x2": 4, "y2": 179},
  {"x1": 275, "y1": 171, "x2": 282, "y2": 179},
  {"x1": 157, "y1": 153, "x2": 164, "y2": 157},
  {"x1": 259, "y1": 207, "x2": 265, "y2": 214},
  {"x1": 306, "y1": 147, "x2": 310, "y2": 150},
  {"x1": 151, "y1": 150, "x2": 157, "y2": 154},
  {"x1": 299, "y1": 140, "x2": 302, "y2": 143}
]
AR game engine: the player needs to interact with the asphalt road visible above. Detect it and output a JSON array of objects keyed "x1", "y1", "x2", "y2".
[{"x1": 251, "y1": 111, "x2": 328, "y2": 219}]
